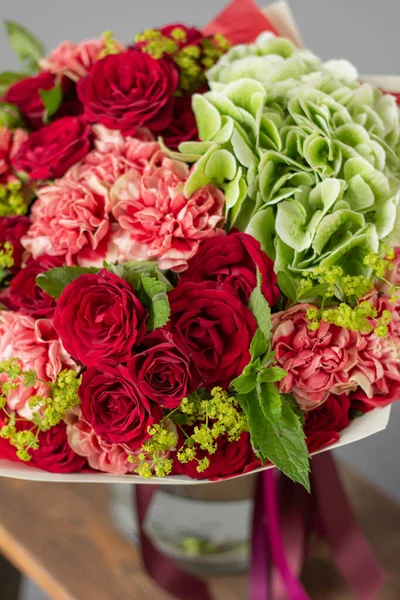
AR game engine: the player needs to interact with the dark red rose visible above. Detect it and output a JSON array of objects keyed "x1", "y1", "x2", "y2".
[
  {"x1": 0, "y1": 215, "x2": 30, "y2": 271},
  {"x1": 349, "y1": 379, "x2": 400, "y2": 414},
  {"x1": 128, "y1": 330, "x2": 199, "y2": 409},
  {"x1": 9, "y1": 255, "x2": 63, "y2": 317},
  {"x1": 180, "y1": 232, "x2": 280, "y2": 305},
  {"x1": 0, "y1": 414, "x2": 86, "y2": 473},
  {"x1": 77, "y1": 51, "x2": 178, "y2": 135},
  {"x1": 304, "y1": 394, "x2": 350, "y2": 453},
  {"x1": 160, "y1": 24, "x2": 204, "y2": 48},
  {"x1": 79, "y1": 364, "x2": 162, "y2": 449},
  {"x1": 161, "y1": 95, "x2": 198, "y2": 150},
  {"x1": 4, "y1": 73, "x2": 81, "y2": 130},
  {"x1": 53, "y1": 269, "x2": 147, "y2": 367},
  {"x1": 12, "y1": 116, "x2": 92, "y2": 181},
  {"x1": 168, "y1": 281, "x2": 257, "y2": 388},
  {"x1": 30, "y1": 422, "x2": 87, "y2": 473},
  {"x1": 174, "y1": 429, "x2": 259, "y2": 480}
]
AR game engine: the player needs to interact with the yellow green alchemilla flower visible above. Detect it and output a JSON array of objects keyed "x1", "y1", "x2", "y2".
[{"x1": 176, "y1": 36, "x2": 400, "y2": 300}]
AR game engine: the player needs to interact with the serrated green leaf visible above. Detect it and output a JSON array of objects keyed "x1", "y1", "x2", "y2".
[
  {"x1": 4, "y1": 21, "x2": 45, "y2": 72},
  {"x1": 257, "y1": 367, "x2": 287, "y2": 383},
  {"x1": 39, "y1": 84, "x2": 63, "y2": 120},
  {"x1": 250, "y1": 329, "x2": 269, "y2": 361},
  {"x1": 138, "y1": 275, "x2": 170, "y2": 331},
  {"x1": 248, "y1": 271, "x2": 272, "y2": 342},
  {"x1": 0, "y1": 101, "x2": 24, "y2": 129},
  {"x1": 23, "y1": 370, "x2": 37, "y2": 387},
  {"x1": 106, "y1": 260, "x2": 173, "y2": 290},
  {"x1": 238, "y1": 384, "x2": 310, "y2": 490},
  {"x1": 0, "y1": 71, "x2": 29, "y2": 96},
  {"x1": 231, "y1": 364, "x2": 258, "y2": 394},
  {"x1": 36, "y1": 266, "x2": 99, "y2": 299}
]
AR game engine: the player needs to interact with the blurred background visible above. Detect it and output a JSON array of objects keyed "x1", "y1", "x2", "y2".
[{"x1": 0, "y1": 1, "x2": 399, "y2": 598}]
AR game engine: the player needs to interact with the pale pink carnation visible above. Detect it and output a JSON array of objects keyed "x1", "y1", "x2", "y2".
[
  {"x1": 0, "y1": 311, "x2": 76, "y2": 418},
  {"x1": 111, "y1": 157, "x2": 225, "y2": 272},
  {"x1": 39, "y1": 39, "x2": 125, "y2": 81},
  {"x1": 271, "y1": 304, "x2": 362, "y2": 410},
  {"x1": 66, "y1": 410, "x2": 136, "y2": 475},
  {"x1": 0, "y1": 127, "x2": 28, "y2": 184},
  {"x1": 21, "y1": 163, "x2": 117, "y2": 266}
]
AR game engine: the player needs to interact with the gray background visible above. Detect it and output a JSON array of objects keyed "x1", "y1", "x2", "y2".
[{"x1": 0, "y1": 1, "x2": 399, "y2": 598}]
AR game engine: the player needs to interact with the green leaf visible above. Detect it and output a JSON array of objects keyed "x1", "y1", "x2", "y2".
[
  {"x1": 257, "y1": 367, "x2": 287, "y2": 383},
  {"x1": 39, "y1": 84, "x2": 63, "y2": 120},
  {"x1": 250, "y1": 328, "x2": 269, "y2": 360},
  {"x1": 23, "y1": 370, "x2": 37, "y2": 388},
  {"x1": 4, "y1": 21, "x2": 45, "y2": 72},
  {"x1": 106, "y1": 260, "x2": 172, "y2": 291},
  {"x1": 0, "y1": 71, "x2": 29, "y2": 96},
  {"x1": 0, "y1": 101, "x2": 24, "y2": 129},
  {"x1": 231, "y1": 363, "x2": 258, "y2": 394},
  {"x1": 238, "y1": 385, "x2": 310, "y2": 490},
  {"x1": 138, "y1": 275, "x2": 170, "y2": 331},
  {"x1": 36, "y1": 266, "x2": 99, "y2": 299},
  {"x1": 248, "y1": 271, "x2": 272, "y2": 342}
]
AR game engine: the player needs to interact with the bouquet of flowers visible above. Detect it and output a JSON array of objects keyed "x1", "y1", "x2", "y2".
[{"x1": 0, "y1": 0, "x2": 398, "y2": 495}]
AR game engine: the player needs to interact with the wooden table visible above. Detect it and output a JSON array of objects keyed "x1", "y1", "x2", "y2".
[{"x1": 0, "y1": 466, "x2": 398, "y2": 600}]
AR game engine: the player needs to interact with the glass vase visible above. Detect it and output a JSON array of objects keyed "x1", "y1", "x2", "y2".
[{"x1": 109, "y1": 474, "x2": 256, "y2": 574}]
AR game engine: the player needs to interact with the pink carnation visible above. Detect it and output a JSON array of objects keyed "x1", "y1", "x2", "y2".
[
  {"x1": 66, "y1": 409, "x2": 136, "y2": 475},
  {"x1": 345, "y1": 294, "x2": 400, "y2": 408},
  {"x1": 271, "y1": 304, "x2": 361, "y2": 409},
  {"x1": 0, "y1": 312, "x2": 76, "y2": 418},
  {"x1": 0, "y1": 127, "x2": 28, "y2": 184},
  {"x1": 111, "y1": 157, "x2": 225, "y2": 272},
  {"x1": 39, "y1": 39, "x2": 125, "y2": 81},
  {"x1": 21, "y1": 163, "x2": 116, "y2": 266}
]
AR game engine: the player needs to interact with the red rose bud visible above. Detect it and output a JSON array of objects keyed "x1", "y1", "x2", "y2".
[
  {"x1": 0, "y1": 215, "x2": 30, "y2": 272},
  {"x1": 128, "y1": 330, "x2": 200, "y2": 409},
  {"x1": 168, "y1": 281, "x2": 257, "y2": 388},
  {"x1": 79, "y1": 365, "x2": 162, "y2": 450},
  {"x1": 4, "y1": 72, "x2": 81, "y2": 130},
  {"x1": 304, "y1": 394, "x2": 350, "y2": 454},
  {"x1": 77, "y1": 51, "x2": 179, "y2": 135},
  {"x1": 174, "y1": 430, "x2": 259, "y2": 480},
  {"x1": 9, "y1": 255, "x2": 63, "y2": 317},
  {"x1": 12, "y1": 116, "x2": 92, "y2": 181},
  {"x1": 180, "y1": 231, "x2": 280, "y2": 305},
  {"x1": 160, "y1": 95, "x2": 198, "y2": 150},
  {"x1": 53, "y1": 269, "x2": 147, "y2": 367}
]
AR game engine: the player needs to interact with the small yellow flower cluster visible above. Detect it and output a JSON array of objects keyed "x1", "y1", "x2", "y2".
[
  {"x1": 177, "y1": 387, "x2": 248, "y2": 474},
  {"x1": 0, "y1": 182, "x2": 27, "y2": 217},
  {"x1": 0, "y1": 361, "x2": 81, "y2": 461},
  {"x1": 300, "y1": 265, "x2": 374, "y2": 301},
  {"x1": 98, "y1": 31, "x2": 121, "y2": 58},
  {"x1": 131, "y1": 423, "x2": 177, "y2": 479},
  {"x1": 0, "y1": 242, "x2": 14, "y2": 277},
  {"x1": 306, "y1": 302, "x2": 392, "y2": 337},
  {"x1": 135, "y1": 27, "x2": 230, "y2": 94}
]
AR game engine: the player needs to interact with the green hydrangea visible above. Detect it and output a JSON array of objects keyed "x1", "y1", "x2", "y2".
[{"x1": 176, "y1": 37, "x2": 400, "y2": 300}]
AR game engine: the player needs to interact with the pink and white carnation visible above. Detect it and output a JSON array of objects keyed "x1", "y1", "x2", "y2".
[
  {"x1": 21, "y1": 163, "x2": 117, "y2": 267},
  {"x1": 0, "y1": 312, "x2": 77, "y2": 418},
  {"x1": 271, "y1": 304, "x2": 361, "y2": 410},
  {"x1": 66, "y1": 409, "x2": 136, "y2": 475},
  {"x1": 0, "y1": 127, "x2": 28, "y2": 184},
  {"x1": 39, "y1": 39, "x2": 125, "y2": 81},
  {"x1": 111, "y1": 156, "x2": 225, "y2": 272}
]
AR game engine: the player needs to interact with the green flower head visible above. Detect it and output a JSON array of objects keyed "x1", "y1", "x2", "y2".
[{"x1": 176, "y1": 36, "x2": 400, "y2": 299}]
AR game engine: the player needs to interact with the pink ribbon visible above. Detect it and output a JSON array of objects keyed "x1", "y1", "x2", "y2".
[{"x1": 134, "y1": 452, "x2": 386, "y2": 600}]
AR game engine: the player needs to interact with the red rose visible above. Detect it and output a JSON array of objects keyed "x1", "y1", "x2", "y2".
[
  {"x1": 77, "y1": 51, "x2": 178, "y2": 135},
  {"x1": 174, "y1": 430, "x2": 259, "y2": 480},
  {"x1": 53, "y1": 269, "x2": 147, "y2": 367},
  {"x1": 160, "y1": 95, "x2": 198, "y2": 150},
  {"x1": 0, "y1": 215, "x2": 30, "y2": 271},
  {"x1": 168, "y1": 281, "x2": 257, "y2": 388},
  {"x1": 4, "y1": 72, "x2": 81, "y2": 130},
  {"x1": 12, "y1": 116, "x2": 92, "y2": 181},
  {"x1": 304, "y1": 394, "x2": 350, "y2": 453},
  {"x1": 79, "y1": 364, "x2": 162, "y2": 449},
  {"x1": 180, "y1": 232, "x2": 280, "y2": 305},
  {"x1": 30, "y1": 422, "x2": 87, "y2": 473},
  {"x1": 0, "y1": 414, "x2": 86, "y2": 473},
  {"x1": 9, "y1": 255, "x2": 63, "y2": 317},
  {"x1": 128, "y1": 330, "x2": 199, "y2": 409}
]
